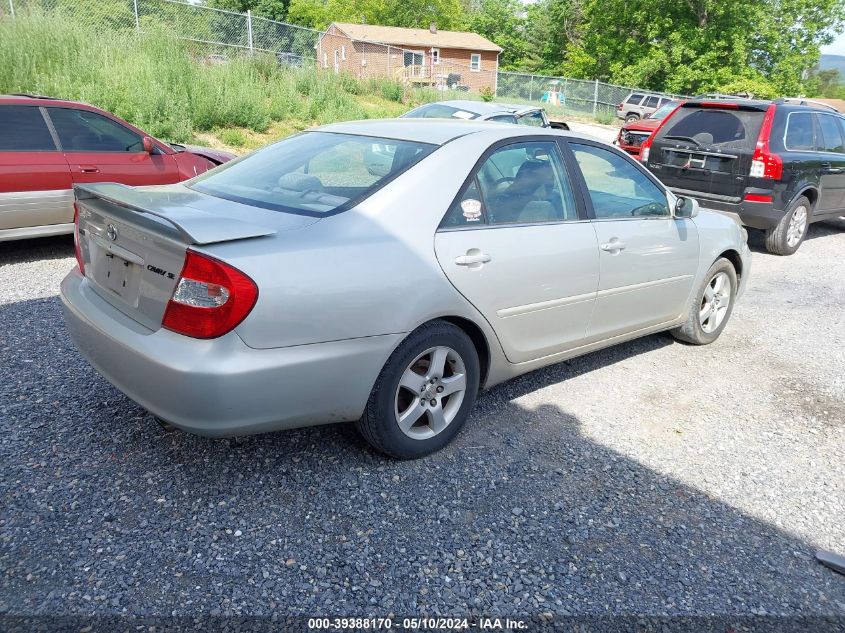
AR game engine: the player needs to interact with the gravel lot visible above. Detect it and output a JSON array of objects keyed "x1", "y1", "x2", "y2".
[{"x1": 1, "y1": 221, "x2": 844, "y2": 629}]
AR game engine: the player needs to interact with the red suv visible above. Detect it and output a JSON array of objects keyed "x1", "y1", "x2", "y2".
[
  {"x1": 615, "y1": 100, "x2": 681, "y2": 158},
  {"x1": 0, "y1": 95, "x2": 235, "y2": 242}
]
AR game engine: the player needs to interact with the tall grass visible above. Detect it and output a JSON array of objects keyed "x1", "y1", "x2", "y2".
[{"x1": 0, "y1": 10, "x2": 416, "y2": 142}]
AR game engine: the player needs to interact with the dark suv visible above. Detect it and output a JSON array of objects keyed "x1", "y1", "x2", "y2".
[{"x1": 641, "y1": 99, "x2": 845, "y2": 255}]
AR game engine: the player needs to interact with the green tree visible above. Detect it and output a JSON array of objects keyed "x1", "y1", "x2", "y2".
[
  {"x1": 466, "y1": 0, "x2": 527, "y2": 69},
  {"x1": 209, "y1": 0, "x2": 290, "y2": 21}
]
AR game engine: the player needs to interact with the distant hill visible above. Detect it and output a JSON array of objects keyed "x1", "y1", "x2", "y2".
[{"x1": 819, "y1": 54, "x2": 845, "y2": 78}]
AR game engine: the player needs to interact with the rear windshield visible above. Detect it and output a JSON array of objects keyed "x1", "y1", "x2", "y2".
[
  {"x1": 401, "y1": 103, "x2": 479, "y2": 120},
  {"x1": 656, "y1": 107, "x2": 765, "y2": 152},
  {"x1": 190, "y1": 132, "x2": 435, "y2": 216}
]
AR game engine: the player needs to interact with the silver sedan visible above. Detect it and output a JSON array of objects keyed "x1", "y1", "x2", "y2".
[{"x1": 61, "y1": 120, "x2": 751, "y2": 458}]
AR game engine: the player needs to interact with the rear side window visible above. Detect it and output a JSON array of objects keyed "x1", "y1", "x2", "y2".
[
  {"x1": 441, "y1": 142, "x2": 578, "y2": 227},
  {"x1": 518, "y1": 111, "x2": 546, "y2": 127},
  {"x1": 191, "y1": 131, "x2": 435, "y2": 216},
  {"x1": 0, "y1": 106, "x2": 56, "y2": 151},
  {"x1": 784, "y1": 112, "x2": 815, "y2": 151},
  {"x1": 572, "y1": 144, "x2": 669, "y2": 219},
  {"x1": 657, "y1": 107, "x2": 764, "y2": 151},
  {"x1": 401, "y1": 103, "x2": 478, "y2": 120},
  {"x1": 487, "y1": 115, "x2": 518, "y2": 124},
  {"x1": 48, "y1": 108, "x2": 143, "y2": 152},
  {"x1": 627, "y1": 94, "x2": 645, "y2": 105},
  {"x1": 815, "y1": 114, "x2": 845, "y2": 153}
]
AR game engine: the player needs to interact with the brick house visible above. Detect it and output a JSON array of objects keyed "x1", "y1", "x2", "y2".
[{"x1": 317, "y1": 22, "x2": 502, "y2": 94}]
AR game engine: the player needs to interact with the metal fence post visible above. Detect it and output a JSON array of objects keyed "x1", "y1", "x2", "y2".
[
  {"x1": 593, "y1": 79, "x2": 599, "y2": 116},
  {"x1": 8, "y1": 0, "x2": 15, "y2": 18},
  {"x1": 133, "y1": 0, "x2": 139, "y2": 31},
  {"x1": 529, "y1": 74, "x2": 534, "y2": 101},
  {"x1": 247, "y1": 9, "x2": 254, "y2": 55}
]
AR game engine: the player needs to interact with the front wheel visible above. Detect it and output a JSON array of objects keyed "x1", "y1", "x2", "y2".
[
  {"x1": 357, "y1": 321, "x2": 480, "y2": 459},
  {"x1": 671, "y1": 258, "x2": 737, "y2": 345},
  {"x1": 765, "y1": 196, "x2": 810, "y2": 255}
]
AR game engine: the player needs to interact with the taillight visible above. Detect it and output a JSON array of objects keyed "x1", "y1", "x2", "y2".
[
  {"x1": 162, "y1": 250, "x2": 258, "y2": 339},
  {"x1": 616, "y1": 103, "x2": 623, "y2": 110},
  {"x1": 73, "y1": 203, "x2": 85, "y2": 275},
  {"x1": 638, "y1": 102, "x2": 683, "y2": 162},
  {"x1": 750, "y1": 104, "x2": 782, "y2": 180}
]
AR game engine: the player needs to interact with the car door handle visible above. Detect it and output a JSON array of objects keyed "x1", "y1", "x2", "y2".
[
  {"x1": 78, "y1": 166, "x2": 100, "y2": 174},
  {"x1": 454, "y1": 251, "x2": 491, "y2": 266},
  {"x1": 820, "y1": 163, "x2": 843, "y2": 175},
  {"x1": 600, "y1": 241, "x2": 627, "y2": 252}
]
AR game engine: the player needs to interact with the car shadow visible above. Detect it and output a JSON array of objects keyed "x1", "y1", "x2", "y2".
[
  {"x1": 2, "y1": 295, "x2": 844, "y2": 626},
  {"x1": 0, "y1": 235, "x2": 75, "y2": 265},
  {"x1": 746, "y1": 219, "x2": 844, "y2": 253}
]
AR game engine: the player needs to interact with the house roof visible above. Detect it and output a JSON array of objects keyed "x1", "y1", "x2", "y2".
[{"x1": 329, "y1": 22, "x2": 502, "y2": 52}]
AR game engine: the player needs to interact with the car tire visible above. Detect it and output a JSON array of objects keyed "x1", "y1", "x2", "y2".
[
  {"x1": 356, "y1": 320, "x2": 480, "y2": 459},
  {"x1": 764, "y1": 196, "x2": 811, "y2": 256},
  {"x1": 671, "y1": 258, "x2": 738, "y2": 346},
  {"x1": 625, "y1": 113, "x2": 640, "y2": 123}
]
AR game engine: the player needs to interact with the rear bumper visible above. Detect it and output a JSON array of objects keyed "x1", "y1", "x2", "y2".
[
  {"x1": 669, "y1": 188, "x2": 784, "y2": 230},
  {"x1": 60, "y1": 269, "x2": 402, "y2": 437}
]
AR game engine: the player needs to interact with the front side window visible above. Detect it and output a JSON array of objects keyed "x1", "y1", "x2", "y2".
[
  {"x1": 644, "y1": 96, "x2": 660, "y2": 108},
  {"x1": 785, "y1": 112, "x2": 815, "y2": 151},
  {"x1": 571, "y1": 143, "x2": 669, "y2": 219},
  {"x1": 191, "y1": 132, "x2": 434, "y2": 216},
  {"x1": 815, "y1": 114, "x2": 845, "y2": 153},
  {"x1": 441, "y1": 142, "x2": 578, "y2": 227},
  {"x1": 48, "y1": 108, "x2": 142, "y2": 152},
  {"x1": 518, "y1": 111, "x2": 546, "y2": 127},
  {"x1": 0, "y1": 106, "x2": 56, "y2": 151},
  {"x1": 649, "y1": 101, "x2": 678, "y2": 121},
  {"x1": 470, "y1": 54, "x2": 481, "y2": 71}
]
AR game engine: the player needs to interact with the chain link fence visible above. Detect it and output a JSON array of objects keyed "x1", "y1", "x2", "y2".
[{"x1": 1, "y1": 0, "x2": 686, "y2": 117}]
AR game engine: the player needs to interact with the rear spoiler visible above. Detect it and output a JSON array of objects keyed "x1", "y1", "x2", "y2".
[
  {"x1": 75, "y1": 183, "x2": 276, "y2": 245},
  {"x1": 682, "y1": 100, "x2": 771, "y2": 112}
]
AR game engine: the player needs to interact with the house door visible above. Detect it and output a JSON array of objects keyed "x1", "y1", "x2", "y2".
[
  {"x1": 333, "y1": 50, "x2": 340, "y2": 73},
  {"x1": 403, "y1": 50, "x2": 424, "y2": 76}
]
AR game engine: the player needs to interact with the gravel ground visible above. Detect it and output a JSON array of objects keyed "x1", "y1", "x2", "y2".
[{"x1": 1, "y1": 221, "x2": 844, "y2": 629}]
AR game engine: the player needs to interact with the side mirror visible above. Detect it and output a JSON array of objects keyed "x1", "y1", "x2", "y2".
[
  {"x1": 142, "y1": 136, "x2": 155, "y2": 154},
  {"x1": 675, "y1": 195, "x2": 699, "y2": 218}
]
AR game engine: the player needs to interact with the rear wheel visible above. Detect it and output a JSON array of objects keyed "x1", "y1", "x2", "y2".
[
  {"x1": 765, "y1": 196, "x2": 810, "y2": 255},
  {"x1": 357, "y1": 321, "x2": 480, "y2": 459},
  {"x1": 671, "y1": 258, "x2": 737, "y2": 345},
  {"x1": 625, "y1": 113, "x2": 640, "y2": 123}
]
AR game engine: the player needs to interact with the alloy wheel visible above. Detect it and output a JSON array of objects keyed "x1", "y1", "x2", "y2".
[
  {"x1": 786, "y1": 205, "x2": 808, "y2": 248},
  {"x1": 699, "y1": 272, "x2": 731, "y2": 333},
  {"x1": 394, "y1": 346, "x2": 467, "y2": 440}
]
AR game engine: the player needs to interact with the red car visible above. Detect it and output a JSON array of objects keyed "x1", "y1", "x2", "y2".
[
  {"x1": 615, "y1": 100, "x2": 681, "y2": 158},
  {"x1": 0, "y1": 94, "x2": 235, "y2": 242}
]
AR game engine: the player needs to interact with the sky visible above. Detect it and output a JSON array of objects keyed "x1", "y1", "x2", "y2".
[{"x1": 821, "y1": 29, "x2": 845, "y2": 56}]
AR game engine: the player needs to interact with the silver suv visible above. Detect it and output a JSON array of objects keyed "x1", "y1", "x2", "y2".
[{"x1": 616, "y1": 93, "x2": 675, "y2": 123}]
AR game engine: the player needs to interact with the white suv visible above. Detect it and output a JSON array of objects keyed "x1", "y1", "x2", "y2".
[{"x1": 616, "y1": 93, "x2": 675, "y2": 123}]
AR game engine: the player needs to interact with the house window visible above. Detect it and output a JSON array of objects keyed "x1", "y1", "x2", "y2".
[
  {"x1": 431, "y1": 48, "x2": 440, "y2": 65},
  {"x1": 341, "y1": 45, "x2": 346, "y2": 61},
  {"x1": 323, "y1": 52, "x2": 328, "y2": 69},
  {"x1": 470, "y1": 53, "x2": 481, "y2": 71}
]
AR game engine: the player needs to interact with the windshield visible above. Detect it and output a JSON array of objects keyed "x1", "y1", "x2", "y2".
[
  {"x1": 190, "y1": 132, "x2": 435, "y2": 216},
  {"x1": 401, "y1": 103, "x2": 479, "y2": 120},
  {"x1": 649, "y1": 102, "x2": 679, "y2": 121}
]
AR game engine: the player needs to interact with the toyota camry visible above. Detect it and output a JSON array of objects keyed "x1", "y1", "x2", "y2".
[{"x1": 61, "y1": 120, "x2": 751, "y2": 458}]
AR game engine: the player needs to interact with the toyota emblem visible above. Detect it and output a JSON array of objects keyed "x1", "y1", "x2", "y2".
[{"x1": 106, "y1": 224, "x2": 118, "y2": 241}]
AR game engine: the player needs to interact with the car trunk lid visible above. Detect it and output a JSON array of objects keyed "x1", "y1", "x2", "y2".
[
  {"x1": 647, "y1": 102, "x2": 768, "y2": 202},
  {"x1": 74, "y1": 183, "x2": 314, "y2": 331}
]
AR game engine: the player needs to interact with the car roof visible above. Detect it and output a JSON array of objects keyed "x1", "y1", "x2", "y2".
[
  {"x1": 0, "y1": 94, "x2": 95, "y2": 109},
  {"x1": 317, "y1": 118, "x2": 581, "y2": 145}
]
